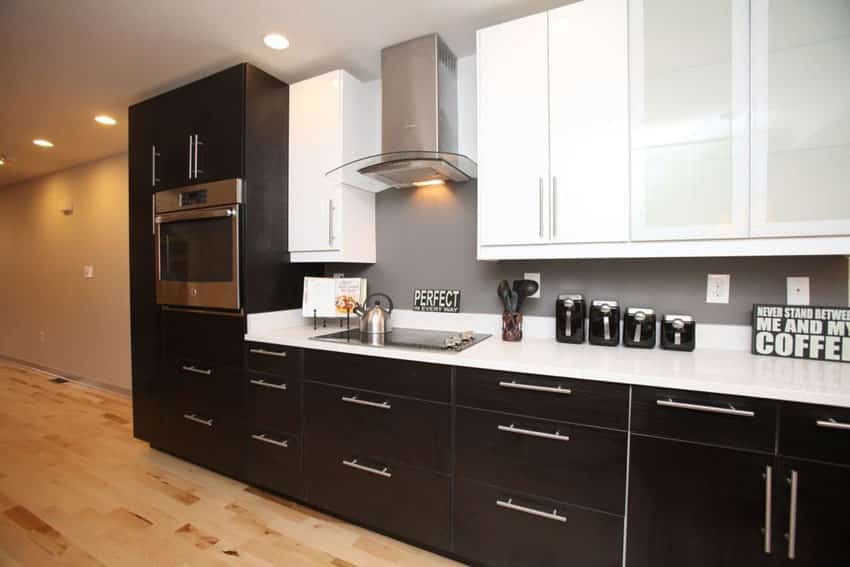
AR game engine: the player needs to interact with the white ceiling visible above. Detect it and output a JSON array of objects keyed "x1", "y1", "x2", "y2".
[{"x1": 0, "y1": 0, "x2": 566, "y2": 187}]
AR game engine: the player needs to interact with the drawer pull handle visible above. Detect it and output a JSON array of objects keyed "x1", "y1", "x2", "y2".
[
  {"x1": 498, "y1": 380, "x2": 572, "y2": 396},
  {"x1": 498, "y1": 424, "x2": 571, "y2": 443},
  {"x1": 249, "y1": 348, "x2": 287, "y2": 358},
  {"x1": 251, "y1": 433, "x2": 289, "y2": 448},
  {"x1": 496, "y1": 498, "x2": 566, "y2": 523},
  {"x1": 183, "y1": 414, "x2": 213, "y2": 427},
  {"x1": 816, "y1": 418, "x2": 850, "y2": 431},
  {"x1": 656, "y1": 398, "x2": 755, "y2": 418},
  {"x1": 341, "y1": 395, "x2": 391, "y2": 410},
  {"x1": 181, "y1": 365, "x2": 212, "y2": 376},
  {"x1": 787, "y1": 470, "x2": 799, "y2": 559},
  {"x1": 763, "y1": 465, "x2": 772, "y2": 555},
  {"x1": 342, "y1": 459, "x2": 392, "y2": 478},
  {"x1": 250, "y1": 379, "x2": 288, "y2": 391}
]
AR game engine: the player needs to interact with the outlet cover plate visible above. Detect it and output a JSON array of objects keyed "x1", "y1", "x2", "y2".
[
  {"x1": 706, "y1": 274, "x2": 731, "y2": 304},
  {"x1": 786, "y1": 276, "x2": 810, "y2": 305},
  {"x1": 523, "y1": 272, "x2": 541, "y2": 299}
]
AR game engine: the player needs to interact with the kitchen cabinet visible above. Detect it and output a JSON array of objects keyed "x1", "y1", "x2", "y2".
[
  {"x1": 477, "y1": 0, "x2": 629, "y2": 247},
  {"x1": 288, "y1": 70, "x2": 379, "y2": 263},
  {"x1": 626, "y1": 435, "x2": 775, "y2": 567},
  {"x1": 750, "y1": 0, "x2": 850, "y2": 237},
  {"x1": 629, "y1": 0, "x2": 750, "y2": 241}
]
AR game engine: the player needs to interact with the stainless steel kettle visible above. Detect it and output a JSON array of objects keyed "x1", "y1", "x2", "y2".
[{"x1": 353, "y1": 293, "x2": 394, "y2": 334}]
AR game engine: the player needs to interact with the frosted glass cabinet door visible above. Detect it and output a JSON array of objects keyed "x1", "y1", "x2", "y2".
[
  {"x1": 477, "y1": 13, "x2": 550, "y2": 246},
  {"x1": 751, "y1": 0, "x2": 850, "y2": 237},
  {"x1": 548, "y1": 0, "x2": 630, "y2": 244},
  {"x1": 630, "y1": 0, "x2": 750, "y2": 241}
]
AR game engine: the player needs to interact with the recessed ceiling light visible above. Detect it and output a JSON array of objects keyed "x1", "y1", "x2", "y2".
[
  {"x1": 263, "y1": 33, "x2": 290, "y2": 50},
  {"x1": 95, "y1": 115, "x2": 117, "y2": 126},
  {"x1": 33, "y1": 139, "x2": 54, "y2": 148}
]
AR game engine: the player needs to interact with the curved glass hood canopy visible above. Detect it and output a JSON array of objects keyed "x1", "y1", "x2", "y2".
[{"x1": 326, "y1": 34, "x2": 477, "y2": 193}]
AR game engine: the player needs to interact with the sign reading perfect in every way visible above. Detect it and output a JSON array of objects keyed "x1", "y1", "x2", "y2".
[{"x1": 752, "y1": 304, "x2": 850, "y2": 363}]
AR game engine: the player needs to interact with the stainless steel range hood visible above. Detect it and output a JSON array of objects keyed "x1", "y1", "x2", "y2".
[{"x1": 326, "y1": 34, "x2": 477, "y2": 192}]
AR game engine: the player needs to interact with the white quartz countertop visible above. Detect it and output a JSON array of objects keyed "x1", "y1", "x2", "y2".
[{"x1": 246, "y1": 325, "x2": 850, "y2": 408}]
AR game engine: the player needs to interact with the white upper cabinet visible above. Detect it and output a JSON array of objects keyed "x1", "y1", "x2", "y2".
[
  {"x1": 477, "y1": 12, "x2": 550, "y2": 246},
  {"x1": 750, "y1": 0, "x2": 850, "y2": 237},
  {"x1": 629, "y1": 0, "x2": 750, "y2": 241},
  {"x1": 289, "y1": 70, "x2": 378, "y2": 263},
  {"x1": 549, "y1": 0, "x2": 630, "y2": 244}
]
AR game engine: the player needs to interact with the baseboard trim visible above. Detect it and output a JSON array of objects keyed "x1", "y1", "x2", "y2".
[{"x1": 0, "y1": 354, "x2": 131, "y2": 398}]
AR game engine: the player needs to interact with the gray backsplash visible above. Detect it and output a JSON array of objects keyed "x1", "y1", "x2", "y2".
[{"x1": 327, "y1": 182, "x2": 849, "y2": 325}]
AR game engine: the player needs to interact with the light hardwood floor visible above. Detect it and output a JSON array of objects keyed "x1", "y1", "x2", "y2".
[{"x1": 0, "y1": 363, "x2": 462, "y2": 566}]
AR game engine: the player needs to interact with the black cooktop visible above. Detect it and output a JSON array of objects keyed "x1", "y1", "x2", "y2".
[{"x1": 312, "y1": 328, "x2": 491, "y2": 353}]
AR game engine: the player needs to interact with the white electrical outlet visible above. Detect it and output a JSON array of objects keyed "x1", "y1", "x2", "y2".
[
  {"x1": 39, "y1": 331, "x2": 46, "y2": 343},
  {"x1": 706, "y1": 274, "x2": 731, "y2": 304},
  {"x1": 786, "y1": 276, "x2": 810, "y2": 305},
  {"x1": 83, "y1": 265, "x2": 94, "y2": 279},
  {"x1": 523, "y1": 272, "x2": 542, "y2": 299}
]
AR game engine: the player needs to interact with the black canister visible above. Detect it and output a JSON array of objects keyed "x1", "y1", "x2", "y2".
[
  {"x1": 556, "y1": 294, "x2": 586, "y2": 343},
  {"x1": 589, "y1": 300, "x2": 620, "y2": 346},
  {"x1": 660, "y1": 314, "x2": 696, "y2": 351},
  {"x1": 624, "y1": 307, "x2": 657, "y2": 348}
]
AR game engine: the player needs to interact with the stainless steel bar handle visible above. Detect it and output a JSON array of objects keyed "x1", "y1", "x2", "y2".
[
  {"x1": 551, "y1": 176, "x2": 558, "y2": 239},
  {"x1": 565, "y1": 311, "x2": 572, "y2": 337},
  {"x1": 656, "y1": 398, "x2": 755, "y2": 417},
  {"x1": 496, "y1": 498, "x2": 566, "y2": 523},
  {"x1": 634, "y1": 322, "x2": 642, "y2": 343},
  {"x1": 183, "y1": 414, "x2": 213, "y2": 427},
  {"x1": 193, "y1": 134, "x2": 202, "y2": 178},
  {"x1": 498, "y1": 380, "x2": 572, "y2": 396},
  {"x1": 816, "y1": 418, "x2": 850, "y2": 431},
  {"x1": 251, "y1": 433, "x2": 288, "y2": 448},
  {"x1": 787, "y1": 470, "x2": 798, "y2": 560},
  {"x1": 249, "y1": 348, "x2": 287, "y2": 358},
  {"x1": 181, "y1": 365, "x2": 212, "y2": 376},
  {"x1": 341, "y1": 395, "x2": 391, "y2": 410},
  {"x1": 675, "y1": 330, "x2": 682, "y2": 345},
  {"x1": 188, "y1": 135, "x2": 193, "y2": 179},
  {"x1": 764, "y1": 465, "x2": 772, "y2": 554},
  {"x1": 151, "y1": 193, "x2": 156, "y2": 236},
  {"x1": 342, "y1": 459, "x2": 392, "y2": 478},
  {"x1": 328, "y1": 199, "x2": 335, "y2": 246},
  {"x1": 498, "y1": 424, "x2": 570, "y2": 443},
  {"x1": 539, "y1": 178, "x2": 545, "y2": 239},
  {"x1": 603, "y1": 315, "x2": 611, "y2": 341},
  {"x1": 151, "y1": 145, "x2": 160, "y2": 186},
  {"x1": 249, "y1": 379, "x2": 287, "y2": 391}
]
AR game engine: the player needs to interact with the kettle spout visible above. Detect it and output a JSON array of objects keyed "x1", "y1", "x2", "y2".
[{"x1": 351, "y1": 303, "x2": 366, "y2": 317}]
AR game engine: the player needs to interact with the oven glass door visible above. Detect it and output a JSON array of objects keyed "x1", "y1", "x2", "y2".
[{"x1": 155, "y1": 205, "x2": 240, "y2": 310}]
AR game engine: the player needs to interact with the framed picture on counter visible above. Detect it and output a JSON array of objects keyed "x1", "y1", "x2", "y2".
[{"x1": 752, "y1": 304, "x2": 850, "y2": 363}]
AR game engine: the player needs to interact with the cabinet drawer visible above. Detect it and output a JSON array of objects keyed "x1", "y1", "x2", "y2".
[
  {"x1": 157, "y1": 354, "x2": 242, "y2": 415},
  {"x1": 456, "y1": 407, "x2": 626, "y2": 514},
  {"x1": 161, "y1": 308, "x2": 244, "y2": 363},
  {"x1": 304, "y1": 349, "x2": 451, "y2": 402},
  {"x1": 780, "y1": 402, "x2": 850, "y2": 466},
  {"x1": 305, "y1": 444, "x2": 450, "y2": 551},
  {"x1": 243, "y1": 370, "x2": 299, "y2": 432},
  {"x1": 240, "y1": 427, "x2": 302, "y2": 499},
  {"x1": 631, "y1": 387, "x2": 778, "y2": 452},
  {"x1": 454, "y1": 478, "x2": 623, "y2": 567},
  {"x1": 304, "y1": 382, "x2": 450, "y2": 473},
  {"x1": 245, "y1": 342, "x2": 300, "y2": 377},
  {"x1": 456, "y1": 366, "x2": 629, "y2": 429},
  {"x1": 151, "y1": 409, "x2": 241, "y2": 478}
]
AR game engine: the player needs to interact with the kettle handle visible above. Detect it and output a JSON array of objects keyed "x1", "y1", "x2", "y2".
[{"x1": 365, "y1": 293, "x2": 394, "y2": 313}]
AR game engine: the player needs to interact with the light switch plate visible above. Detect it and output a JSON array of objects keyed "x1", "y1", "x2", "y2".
[
  {"x1": 706, "y1": 274, "x2": 730, "y2": 304},
  {"x1": 786, "y1": 276, "x2": 810, "y2": 305},
  {"x1": 523, "y1": 272, "x2": 541, "y2": 299},
  {"x1": 83, "y1": 265, "x2": 94, "y2": 279}
]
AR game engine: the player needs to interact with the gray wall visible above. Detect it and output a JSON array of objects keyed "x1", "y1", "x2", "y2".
[{"x1": 329, "y1": 182, "x2": 849, "y2": 325}]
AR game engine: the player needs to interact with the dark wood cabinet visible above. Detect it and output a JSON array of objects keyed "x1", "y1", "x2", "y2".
[
  {"x1": 775, "y1": 458, "x2": 850, "y2": 566},
  {"x1": 626, "y1": 434, "x2": 775, "y2": 567},
  {"x1": 454, "y1": 478, "x2": 623, "y2": 567},
  {"x1": 780, "y1": 402, "x2": 850, "y2": 466},
  {"x1": 240, "y1": 427, "x2": 303, "y2": 500}
]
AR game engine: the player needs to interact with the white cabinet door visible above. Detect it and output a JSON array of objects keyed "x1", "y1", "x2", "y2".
[
  {"x1": 629, "y1": 0, "x2": 750, "y2": 241},
  {"x1": 549, "y1": 0, "x2": 629, "y2": 243},
  {"x1": 751, "y1": 0, "x2": 850, "y2": 237},
  {"x1": 289, "y1": 71, "x2": 342, "y2": 253},
  {"x1": 477, "y1": 13, "x2": 550, "y2": 246}
]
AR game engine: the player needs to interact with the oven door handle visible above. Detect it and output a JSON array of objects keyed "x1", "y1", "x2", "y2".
[{"x1": 155, "y1": 206, "x2": 237, "y2": 224}]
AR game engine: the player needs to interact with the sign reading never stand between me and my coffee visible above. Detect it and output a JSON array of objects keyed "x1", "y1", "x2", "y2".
[
  {"x1": 413, "y1": 289, "x2": 461, "y2": 313},
  {"x1": 752, "y1": 304, "x2": 850, "y2": 363}
]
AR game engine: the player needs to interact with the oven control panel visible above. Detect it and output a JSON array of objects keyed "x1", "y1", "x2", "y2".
[{"x1": 179, "y1": 189, "x2": 208, "y2": 207}]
